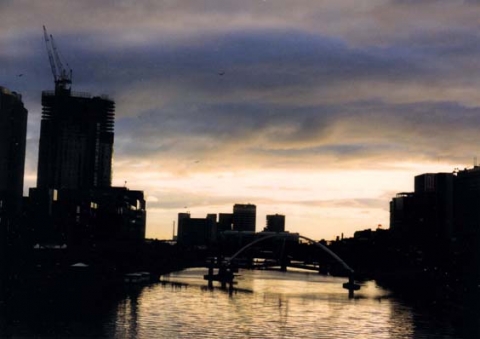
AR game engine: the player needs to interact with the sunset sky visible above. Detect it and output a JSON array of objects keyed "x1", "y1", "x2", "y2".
[{"x1": 2, "y1": 1, "x2": 479, "y2": 240}]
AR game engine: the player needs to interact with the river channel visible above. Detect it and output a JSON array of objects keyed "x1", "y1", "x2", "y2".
[{"x1": 1, "y1": 268, "x2": 479, "y2": 338}]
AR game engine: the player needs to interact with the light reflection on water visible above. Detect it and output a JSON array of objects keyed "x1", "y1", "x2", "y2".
[
  {"x1": 110, "y1": 268, "x2": 462, "y2": 339},
  {"x1": 0, "y1": 268, "x2": 472, "y2": 338}
]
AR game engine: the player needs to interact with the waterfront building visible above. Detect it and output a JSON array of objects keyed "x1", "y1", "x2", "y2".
[
  {"x1": 90, "y1": 187, "x2": 146, "y2": 242},
  {"x1": 454, "y1": 167, "x2": 480, "y2": 237},
  {"x1": 414, "y1": 173, "x2": 454, "y2": 240},
  {"x1": 27, "y1": 188, "x2": 62, "y2": 244},
  {"x1": 37, "y1": 90, "x2": 114, "y2": 190},
  {"x1": 177, "y1": 213, "x2": 216, "y2": 246},
  {"x1": 27, "y1": 28, "x2": 147, "y2": 249},
  {"x1": 218, "y1": 213, "x2": 233, "y2": 233},
  {"x1": 390, "y1": 192, "x2": 417, "y2": 235},
  {"x1": 31, "y1": 82, "x2": 151, "y2": 245},
  {"x1": 265, "y1": 214, "x2": 285, "y2": 232},
  {"x1": 233, "y1": 204, "x2": 256, "y2": 232},
  {"x1": 28, "y1": 186, "x2": 146, "y2": 246},
  {"x1": 390, "y1": 172, "x2": 454, "y2": 240},
  {"x1": 0, "y1": 86, "x2": 28, "y2": 227}
]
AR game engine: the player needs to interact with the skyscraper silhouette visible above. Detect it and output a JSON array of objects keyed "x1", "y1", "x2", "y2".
[
  {"x1": 233, "y1": 204, "x2": 256, "y2": 232},
  {"x1": 0, "y1": 86, "x2": 28, "y2": 215},
  {"x1": 36, "y1": 90, "x2": 114, "y2": 190},
  {"x1": 266, "y1": 214, "x2": 285, "y2": 232},
  {"x1": 37, "y1": 26, "x2": 115, "y2": 190},
  {"x1": 30, "y1": 27, "x2": 146, "y2": 246}
]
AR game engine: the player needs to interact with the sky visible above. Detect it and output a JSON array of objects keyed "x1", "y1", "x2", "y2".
[{"x1": 2, "y1": 0, "x2": 480, "y2": 241}]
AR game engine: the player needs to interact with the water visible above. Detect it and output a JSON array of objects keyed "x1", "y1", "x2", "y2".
[{"x1": 0, "y1": 268, "x2": 478, "y2": 338}]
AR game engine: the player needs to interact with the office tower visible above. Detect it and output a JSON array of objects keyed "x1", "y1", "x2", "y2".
[
  {"x1": 390, "y1": 171, "x2": 456, "y2": 244},
  {"x1": 389, "y1": 192, "x2": 417, "y2": 234},
  {"x1": 36, "y1": 91, "x2": 114, "y2": 190},
  {"x1": 0, "y1": 86, "x2": 28, "y2": 216},
  {"x1": 266, "y1": 214, "x2": 285, "y2": 232},
  {"x1": 415, "y1": 173, "x2": 454, "y2": 239},
  {"x1": 390, "y1": 172, "x2": 454, "y2": 240},
  {"x1": 218, "y1": 213, "x2": 233, "y2": 232},
  {"x1": 177, "y1": 213, "x2": 215, "y2": 246},
  {"x1": 455, "y1": 167, "x2": 480, "y2": 237},
  {"x1": 233, "y1": 204, "x2": 256, "y2": 232}
]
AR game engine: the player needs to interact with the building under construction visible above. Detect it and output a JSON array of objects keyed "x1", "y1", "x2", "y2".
[
  {"x1": 29, "y1": 27, "x2": 145, "y2": 247},
  {"x1": 36, "y1": 26, "x2": 114, "y2": 190},
  {"x1": 37, "y1": 91, "x2": 114, "y2": 190}
]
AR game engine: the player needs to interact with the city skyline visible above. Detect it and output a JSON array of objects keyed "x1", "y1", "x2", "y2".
[{"x1": 2, "y1": 1, "x2": 479, "y2": 240}]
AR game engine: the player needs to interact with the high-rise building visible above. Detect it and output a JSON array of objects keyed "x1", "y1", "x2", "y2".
[
  {"x1": 218, "y1": 213, "x2": 233, "y2": 233},
  {"x1": 233, "y1": 204, "x2": 256, "y2": 232},
  {"x1": 454, "y1": 167, "x2": 480, "y2": 237},
  {"x1": 415, "y1": 173, "x2": 454, "y2": 239},
  {"x1": 390, "y1": 173, "x2": 454, "y2": 240},
  {"x1": 266, "y1": 214, "x2": 285, "y2": 232},
  {"x1": 28, "y1": 28, "x2": 147, "y2": 246},
  {"x1": 0, "y1": 86, "x2": 28, "y2": 216},
  {"x1": 177, "y1": 213, "x2": 216, "y2": 246},
  {"x1": 36, "y1": 90, "x2": 114, "y2": 190}
]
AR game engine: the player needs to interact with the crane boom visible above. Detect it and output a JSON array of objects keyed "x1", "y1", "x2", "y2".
[
  {"x1": 50, "y1": 34, "x2": 65, "y2": 77},
  {"x1": 42, "y1": 25, "x2": 72, "y2": 94},
  {"x1": 43, "y1": 26, "x2": 57, "y2": 82}
]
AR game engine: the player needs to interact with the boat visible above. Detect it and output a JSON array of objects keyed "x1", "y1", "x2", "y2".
[{"x1": 124, "y1": 272, "x2": 151, "y2": 284}]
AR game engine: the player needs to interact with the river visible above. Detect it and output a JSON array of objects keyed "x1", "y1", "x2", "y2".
[{"x1": 0, "y1": 268, "x2": 478, "y2": 338}]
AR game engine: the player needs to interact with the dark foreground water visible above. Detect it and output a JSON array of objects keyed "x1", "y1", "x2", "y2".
[{"x1": 0, "y1": 268, "x2": 479, "y2": 338}]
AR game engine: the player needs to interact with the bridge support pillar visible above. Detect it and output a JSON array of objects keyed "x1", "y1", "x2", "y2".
[
  {"x1": 219, "y1": 266, "x2": 227, "y2": 289},
  {"x1": 207, "y1": 265, "x2": 214, "y2": 288},
  {"x1": 280, "y1": 256, "x2": 288, "y2": 272},
  {"x1": 348, "y1": 275, "x2": 354, "y2": 299},
  {"x1": 342, "y1": 273, "x2": 360, "y2": 299}
]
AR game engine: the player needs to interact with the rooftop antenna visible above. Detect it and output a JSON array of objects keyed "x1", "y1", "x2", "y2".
[{"x1": 475, "y1": 157, "x2": 478, "y2": 167}]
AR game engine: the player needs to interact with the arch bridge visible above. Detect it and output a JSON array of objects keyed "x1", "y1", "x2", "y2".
[{"x1": 204, "y1": 232, "x2": 360, "y2": 297}]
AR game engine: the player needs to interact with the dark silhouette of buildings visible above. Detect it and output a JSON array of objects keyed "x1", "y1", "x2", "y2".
[
  {"x1": 385, "y1": 168, "x2": 480, "y2": 300},
  {"x1": 390, "y1": 173, "x2": 454, "y2": 240},
  {"x1": 265, "y1": 214, "x2": 285, "y2": 232},
  {"x1": 454, "y1": 167, "x2": 480, "y2": 237},
  {"x1": 25, "y1": 28, "x2": 146, "y2": 248},
  {"x1": 176, "y1": 205, "x2": 289, "y2": 248},
  {"x1": 177, "y1": 213, "x2": 216, "y2": 246},
  {"x1": 390, "y1": 192, "x2": 416, "y2": 234},
  {"x1": 217, "y1": 213, "x2": 233, "y2": 232},
  {"x1": 38, "y1": 27, "x2": 114, "y2": 190},
  {"x1": 29, "y1": 86, "x2": 146, "y2": 247},
  {"x1": 233, "y1": 204, "x2": 256, "y2": 232},
  {"x1": 37, "y1": 90, "x2": 114, "y2": 190},
  {"x1": 27, "y1": 185, "x2": 146, "y2": 247},
  {"x1": 389, "y1": 169, "x2": 480, "y2": 242},
  {"x1": 0, "y1": 86, "x2": 28, "y2": 226}
]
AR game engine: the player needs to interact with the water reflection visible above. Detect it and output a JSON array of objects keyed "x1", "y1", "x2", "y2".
[
  {"x1": 0, "y1": 268, "x2": 477, "y2": 338},
  {"x1": 153, "y1": 269, "x2": 467, "y2": 339},
  {"x1": 0, "y1": 282, "x2": 120, "y2": 338},
  {"x1": 115, "y1": 287, "x2": 142, "y2": 338}
]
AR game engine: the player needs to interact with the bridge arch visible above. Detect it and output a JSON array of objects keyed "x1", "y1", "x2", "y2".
[{"x1": 225, "y1": 233, "x2": 354, "y2": 274}]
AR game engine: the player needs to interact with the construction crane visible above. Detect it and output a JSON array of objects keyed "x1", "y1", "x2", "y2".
[{"x1": 43, "y1": 25, "x2": 72, "y2": 94}]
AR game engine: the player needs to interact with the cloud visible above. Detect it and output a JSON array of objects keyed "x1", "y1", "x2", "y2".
[
  {"x1": 110, "y1": 97, "x2": 480, "y2": 175},
  {"x1": 4, "y1": 0, "x2": 480, "y2": 238}
]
